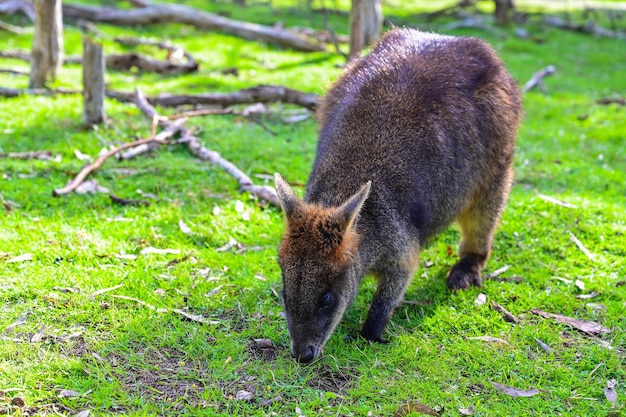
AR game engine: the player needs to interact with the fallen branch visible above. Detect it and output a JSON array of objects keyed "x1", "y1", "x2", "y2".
[
  {"x1": 0, "y1": 84, "x2": 319, "y2": 110},
  {"x1": 1, "y1": 47, "x2": 197, "y2": 74},
  {"x1": 0, "y1": 68, "x2": 29, "y2": 75},
  {"x1": 106, "y1": 52, "x2": 198, "y2": 74},
  {"x1": 0, "y1": 19, "x2": 26, "y2": 33},
  {"x1": 106, "y1": 85, "x2": 319, "y2": 110},
  {"x1": 52, "y1": 122, "x2": 183, "y2": 196},
  {"x1": 62, "y1": 0, "x2": 326, "y2": 52},
  {"x1": 0, "y1": 86, "x2": 79, "y2": 98},
  {"x1": 0, "y1": 150, "x2": 53, "y2": 160},
  {"x1": 543, "y1": 15, "x2": 625, "y2": 39},
  {"x1": 0, "y1": 0, "x2": 35, "y2": 21},
  {"x1": 522, "y1": 65, "x2": 556, "y2": 93},
  {"x1": 134, "y1": 88, "x2": 280, "y2": 207}
]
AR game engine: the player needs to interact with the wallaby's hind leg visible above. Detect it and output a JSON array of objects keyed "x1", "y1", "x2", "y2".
[{"x1": 447, "y1": 168, "x2": 513, "y2": 290}]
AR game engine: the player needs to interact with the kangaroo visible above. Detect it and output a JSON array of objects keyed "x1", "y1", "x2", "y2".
[{"x1": 274, "y1": 28, "x2": 521, "y2": 363}]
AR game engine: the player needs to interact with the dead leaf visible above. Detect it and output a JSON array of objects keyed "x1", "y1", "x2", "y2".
[
  {"x1": 576, "y1": 292, "x2": 599, "y2": 300},
  {"x1": 604, "y1": 379, "x2": 617, "y2": 404},
  {"x1": 178, "y1": 219, "x2": 193, "y2": 235},
  {"x1": 252, "y1": 338, "x2": 274, "y2": 349},
  {"x1": 74, "y1": 149, "x2": 92, "y2": 161},
  {"x1": 281, "y1": 112, "x2": 310, "y2": 124},
  {"x1": 535, "y1": 192, "x2": 577, "y2": 208},
  {"x1": 59, "y1": 389, "x2": 82, "y2": 398},
  {"x1": 30, "y1": 325, "x2": 46, "y2": 343},
  {"x1": 215, "y1": 237, "x2": 244, "y2": 253},
  {"x1": 115, "y1": 253, "x2": 138, "y2": 260},
  {"x1": 172, "y1": 309, "x2": 219, "y2": 325},
  {"x1": 6, "y1": 253, "x2": 33, "y2": 263},
  {"x1": 87, "y1": 283, "x2": 124, "y2": 299},
  {"x1": 140, "y1": 247, "x2": 181, "y2": 255},
  {"x1": 459, "y1": 406, "x2": 474, "y2": 416},
  {"x1": 575, "y1": 279, "x2": 586, "y2": 291},
  {"x1": 568, "y1": 230, "x2": 596, "y2": 262},
  {"x1": 535, "y1": 338, "x2": 553, "y2": 353},
  {"x1": 54, "y1": 327, "x2": 85, "y2": 341},
  {"x1": 235, "y1": 390, "x2": 254, "y2": 401},
  {"x1": 109, "y1": 295, "x2": 168, "y2": 313},
  {"x1": 490, "y1": 301, "x2": 520, "y2": 323},
  {"x1": 204, "y1": 285, "x2": 222, "y2": 298},
  {"x1": 492, "y1": 382, "x2": 539, "y2": 397},
  {"x1": 394, "y1": 402, "x2": 439, "y2": 417},
  {"x1": 10, "y1": 397, "x2": 25, "y2": 407},
  {"x1": 4, "y1": 311, "x2": 31, "y2": 331},
  {"x1": 474, "y1": 293, "x2": 487, "y2": 306},
  {"x1": 529, "y1": 309, "x2": 610, "y2": 336},
  {"x1": 585, "y1": 303, "x2": 607, "y2": 313},
  {"x1": 52, "y1": 286, "x2": 80, "y2": 294},
  {"x1": 468, "y1": 336, "x2": 511, "y2": 346},
  {"x1": 75, "y1": 410, "x2": 90, "y2": 417},
  {"x1": 154, "y1": 288, "x2": 166, "y2": 297}
]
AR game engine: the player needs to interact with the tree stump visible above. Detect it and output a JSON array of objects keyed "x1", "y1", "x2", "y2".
[
  {"x1": 29, "y1": 0, "x2": 63, "y2": 88},
  {"x1": 82, "y1": 37, "x2": 105, "y2": 125}
]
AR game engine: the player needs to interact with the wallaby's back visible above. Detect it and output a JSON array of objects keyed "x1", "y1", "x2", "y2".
[
  {"x1": 310, "y1": 29, "x2": 519, "y2": 244},
  {"x1": 275, "y1": 28, "x2": 521, "y2": 363}
]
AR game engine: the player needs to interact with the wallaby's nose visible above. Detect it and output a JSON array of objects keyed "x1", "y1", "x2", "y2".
[{"x1": 294, "y1": 346, "x2": 315, "y2": 363}]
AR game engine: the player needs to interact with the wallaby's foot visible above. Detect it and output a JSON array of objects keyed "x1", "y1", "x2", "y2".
[
  {"x1": 446, "y1": 254, "x2": 485, "y2": 290},
  {"x1": 360, "y1": 330, "x2": 390, "y2": 344}
]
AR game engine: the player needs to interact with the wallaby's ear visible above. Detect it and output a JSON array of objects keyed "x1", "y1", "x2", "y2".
[
  {"x1": 335, "y1": 181, "x2": 371, "y2": 231},
  {"x1": 274, "y1": 173, "x2": 302, "y2": 219}
]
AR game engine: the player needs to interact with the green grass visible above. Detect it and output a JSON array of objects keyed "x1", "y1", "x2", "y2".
[{"x1": 1, "y1": 1, "x2": 625, "y2": 416}]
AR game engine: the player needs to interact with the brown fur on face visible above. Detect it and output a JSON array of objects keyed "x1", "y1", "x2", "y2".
[
  {"x1": 279, "y1": 204, "x2": 360, "y2": 269},
  {"x1": 275, "y1": 28, "x2": 521, "y2": 363}
]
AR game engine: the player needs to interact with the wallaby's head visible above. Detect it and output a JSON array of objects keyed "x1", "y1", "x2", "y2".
[{"x1": 274, "y1": 173, "x2": 371, "y2": 363}]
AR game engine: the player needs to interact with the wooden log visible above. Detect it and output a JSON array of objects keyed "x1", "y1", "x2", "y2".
[
  {"x1": 29, "y1": 0, "x2": 63, "y2": 88},
  {"x1": 0, "y1": 85, "x2": 319, "y2": 111},
  {"x1": 82, "y1": 37, "x2": 105, "y2": 125},
  {"x1": 62, "y1": 1, "x2": 326, "y2": 52}
]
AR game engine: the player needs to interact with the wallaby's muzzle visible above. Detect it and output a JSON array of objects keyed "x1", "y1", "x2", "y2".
[{"x1": 292, "y1": 345, "x2": 316, "y2": 363}]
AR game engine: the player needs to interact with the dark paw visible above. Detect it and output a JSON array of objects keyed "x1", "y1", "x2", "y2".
[
  {"x1": 446, "y1": 268, "x2": 482, "y2": 290},
  {"x1": 359, "y1": 331, "x2": 390, "y2": 344}
]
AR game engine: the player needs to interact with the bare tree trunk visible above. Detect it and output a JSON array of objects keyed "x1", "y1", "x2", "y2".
[
  {"x1": 349, "y1": 0, "x2": 364, "y2": 60},
  {"x1": 362, "y1": 0, "x2": 382, "y2": 45},
  {"x1": 29, "y1": 0, "x2": 63, "y2": 88},
  {"x1": 494, "y1": 0, "x2": 514, "y2": 26},
  {"x1": 349, "y1": 0, "x2": 382, "y2": 60},
  {"x1": 82, "y1": 37, "x2": 105, "y2": 126}
]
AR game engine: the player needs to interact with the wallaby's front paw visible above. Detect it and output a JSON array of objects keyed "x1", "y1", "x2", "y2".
[
  {"x1": 359, "y1": 331, "x2": 390, "y2": 344},
  {"x1": 446, "y1": 268, "x2": 482, "y2": 290}
]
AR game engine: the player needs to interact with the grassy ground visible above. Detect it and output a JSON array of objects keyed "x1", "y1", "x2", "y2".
[{"x1": 1, "y1": 1, "x2": 625, "y2": 416}]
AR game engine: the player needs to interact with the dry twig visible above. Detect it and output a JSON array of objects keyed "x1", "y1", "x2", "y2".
[
  {"x1": 522, "y1": 65, "x2": 556, "y2": 93},
  {"x1": 134, "y1": 88, "x2": 280, "y2": 207},
  {"x1": 52, "y1": 122, "x2": 183, "y2": 196}
]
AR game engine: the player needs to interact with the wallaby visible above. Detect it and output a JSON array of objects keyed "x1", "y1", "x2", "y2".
[{"x1": 274, "y1": 28, "x2": 521, "y2": 363}]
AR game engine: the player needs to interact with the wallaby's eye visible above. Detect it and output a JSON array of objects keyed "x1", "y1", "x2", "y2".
[{"x1": 320, "y1": 292, "x2": 334, "y2": 309}]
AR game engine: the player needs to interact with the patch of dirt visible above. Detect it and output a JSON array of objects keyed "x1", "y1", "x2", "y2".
[
  {"x1": 0, "y1": 401, "x2": 74, "y2": 416},
  {"x1": 307, "y1": 366, "x2": 358, "y2": 395},
  {"x1": 112, "y1": 346, "x2": 211, "y2": 409}
]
